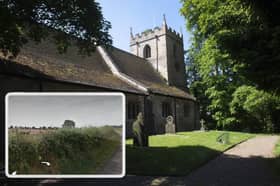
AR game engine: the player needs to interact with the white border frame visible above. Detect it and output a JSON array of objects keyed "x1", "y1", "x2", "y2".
[{"x1": 5, "y1": 92, "x2": 126, "y2": 179}]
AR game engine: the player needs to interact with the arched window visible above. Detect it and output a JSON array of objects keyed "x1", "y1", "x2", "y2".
[{"x1": 143, "y1": 45, "x2": 151, "y2": 58}]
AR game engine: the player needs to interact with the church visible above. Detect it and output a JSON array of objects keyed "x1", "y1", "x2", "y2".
[{"x1": 0, "y1": 17, "x2": 199, "y2": 137}]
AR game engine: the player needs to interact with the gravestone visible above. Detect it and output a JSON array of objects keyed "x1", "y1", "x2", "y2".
[
  {"x1": 132, "y1": 112, "x2": 148, "y2": 147},
  {"x1": 216, "y1": 133, "x2": 230, "y2": 144},
  {"x1": 165, "y1": 115, "x2": 176, "y2": 134},
  {"x1": 200, "y1": 119, "x2": 206, "y2": 131}
]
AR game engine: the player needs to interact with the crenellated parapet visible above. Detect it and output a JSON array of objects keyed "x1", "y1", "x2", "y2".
[
  {"x1": 167, "y1": 27, "x2": 182, "y2": 39},
  {"x1": 130, "y1": 25, "x2": 182, "y2": 46}
]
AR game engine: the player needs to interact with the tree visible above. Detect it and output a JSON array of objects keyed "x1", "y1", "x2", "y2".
[
  {"x1": 181, "y1": 0, "x2": 280, "y2": 93},
  {"x1": 181, "y1": 0, "x2": 280, "y2": 131},
  {"x1": 186, "y1": 48, "x2": 215, "y2": 128},
  {"x1": 230, "y1": 86, "x2": 280, "y2": 132},
  {"x1": 0, "y1": 0, "x2": 112, "y2": 57},
  {"x1": 62, "y1": 120, "x2": 75, "y2": 128}
]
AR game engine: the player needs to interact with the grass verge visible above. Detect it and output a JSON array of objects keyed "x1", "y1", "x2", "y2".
[{"x1": 126, "y1": 130, "x2": 253, "y2": 176}]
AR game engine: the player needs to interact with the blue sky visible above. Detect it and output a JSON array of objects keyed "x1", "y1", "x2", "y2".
[{"x1": 97, "y1": 0, "x2": 191, "y2": 52}]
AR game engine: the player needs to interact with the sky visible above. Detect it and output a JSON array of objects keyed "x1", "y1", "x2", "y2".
[
  {"x1": 96, "y1": 0, "x2": 191, "y2": 52},
  {"x1": 7, "y1": 94, "x2": 124, "y2": 128}
]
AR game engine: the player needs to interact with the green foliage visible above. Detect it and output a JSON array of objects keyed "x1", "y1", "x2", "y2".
[
  {"x1": 186, "y1": 48, "x2": 214, "y2": 128},
  {"x1": 230, "y1": 86, "x2": 280, "y2": 132},
  {"x1": 0, "y1": 0, "x2": 112, "y2": 57},
  {"x1": 62, "y1": 120, "x2": 75, "y2": 128},
  {"x1": 9, "y1": 127, "x2": 120, "y2": 174},
  {"x1": 181, "y1": 0, "x2": 280, "y2": 132},
  {"x1": 9, "y1": 134, "x2": 38, "y2": 173},
  {"x1": 181, "y1": 0, "x2": 280, "y2": 93}
]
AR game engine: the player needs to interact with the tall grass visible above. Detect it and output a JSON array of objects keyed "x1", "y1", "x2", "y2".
[{"x1": 9, "y1": 126, "x2": 121, "y2": 174}]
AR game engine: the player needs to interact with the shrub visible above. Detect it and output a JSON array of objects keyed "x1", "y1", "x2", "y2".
[
  {"x1": 9, "y1": 126, "x2": 121, "y2": 174},
  {"x1": 9, "y1": 134, "x2": 38, "y2": 173}
]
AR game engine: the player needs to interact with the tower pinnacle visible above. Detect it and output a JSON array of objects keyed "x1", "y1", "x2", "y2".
[
  {"x1": 130, "y1": 27, "x2": 133, "y2": 38},
  {"x1": 163, "y1": 14, "x2": 167, "y2": 26}
]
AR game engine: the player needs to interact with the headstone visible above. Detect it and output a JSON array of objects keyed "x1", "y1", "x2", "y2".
[
  {"x1": 132, "y1": 112, "x2": 148, "y2": 147},
  {"x1": 165, "y1": 115, "x2": 176, "y2": 134},
  {"x1": 216, "y1": 133, "x2": 230, "y2": 144},
  {"x1": 200, "y1": 119, "x2": 206, "y2": 131}
]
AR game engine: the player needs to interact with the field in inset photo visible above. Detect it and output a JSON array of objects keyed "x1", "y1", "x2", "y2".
[{"x1": 6, "y1": 93, "x2": 124, "y2": 177}]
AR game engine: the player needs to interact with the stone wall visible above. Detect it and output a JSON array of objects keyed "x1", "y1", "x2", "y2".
[
  {"x1": 149, "y1": 94, "x2": 174, "y2": 134},
  {"x1": 165, "y1": 35, "x2": 187, "y2": 88},
  {"x1": 148, "y1": 94, "x2": 198, "y2": 134},
  {"x1": 130, "y1": 29, "x2": 168, "y2": 81},
  {"x1": 0, "y1": 74, "x2": 199, "y2": 157}
]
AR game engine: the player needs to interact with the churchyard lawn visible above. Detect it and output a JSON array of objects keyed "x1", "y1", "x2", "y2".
[
  {"x1": 126, "y1": 131, "x2": 254, "y2": 176},
  {"x1": 272, "y1": 138, "x2": 280, "y2": 176}
]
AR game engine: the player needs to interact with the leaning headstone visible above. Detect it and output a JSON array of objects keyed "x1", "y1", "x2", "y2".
[
  {"x1": 165, "y1": 115, "x2": 176, "y2": 134},
  {"x1": 216, "y1": 133, "x2": 230, "y2": 144},
  {"x1": 132, "y1": 112, "x2": 148, "y2": 147}
]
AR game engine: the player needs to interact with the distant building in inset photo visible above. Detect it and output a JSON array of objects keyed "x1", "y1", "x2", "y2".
[{"x1": 0, "y1": 16, "x2": 199, "y2": 137}]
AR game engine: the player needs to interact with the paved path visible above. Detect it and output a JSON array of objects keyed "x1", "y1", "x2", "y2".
[
  {"x1": 98, "y1": 147, "x2": 123, "y2": 175},
  {"x1": 181, "y1": 135, "x2": 280, "y2": 186}
]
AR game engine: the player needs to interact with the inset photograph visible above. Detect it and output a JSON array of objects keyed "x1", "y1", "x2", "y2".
[{"x1": 5, "y1": 93, "x2": 125, "y2": 178}]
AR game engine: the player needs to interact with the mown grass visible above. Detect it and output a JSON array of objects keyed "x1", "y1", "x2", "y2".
[
  {"x1": 272, "y1": 138, "x2": 280, "y2": 176},
  {"x1": 8, "y1": 126, "x2": 121, "y2": 175},
  {"x1": 126, "y1": 130, "x2": 253, "y2": 176}
]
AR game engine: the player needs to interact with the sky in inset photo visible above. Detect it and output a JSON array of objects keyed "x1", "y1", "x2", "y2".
[{"x1": 7, "y1": 94, "x2": 124, "y2": 128}]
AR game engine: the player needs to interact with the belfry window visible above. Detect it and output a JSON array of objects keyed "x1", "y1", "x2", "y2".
[{"x1": 143, "y1": 45, "x2": 151, "y2": 58}]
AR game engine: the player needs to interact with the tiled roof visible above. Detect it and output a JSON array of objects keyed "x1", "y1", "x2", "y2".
[
  {"x1": 0, "y1": 40, "x2": 145, "y2": 94},
  {"x1": 0, "y1": 39, "x2": 195, "y2": 100},
  {"x1": 106, "y1": 47, "x2": 195, "y2": 100}
]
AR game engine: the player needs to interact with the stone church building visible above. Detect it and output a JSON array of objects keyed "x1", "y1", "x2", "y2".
[{"x1": 0, "y1": 18, "x2": 199, "y2": 138}]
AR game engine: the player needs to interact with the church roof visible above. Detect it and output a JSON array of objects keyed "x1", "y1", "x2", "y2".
[
  {"x1": 0, "y1": 40, "x2": 195, "y2": 100},
  {"x1": 0, "y1": 40, "x2": 145, "y2": 94},
  {"x1": 106, "y1": 47, "x2": 195, "y2": 100}
]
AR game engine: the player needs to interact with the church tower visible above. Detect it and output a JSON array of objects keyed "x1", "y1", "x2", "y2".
[{"x1": 130, "y1": 15, "x2": 187, "y2": 89}]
